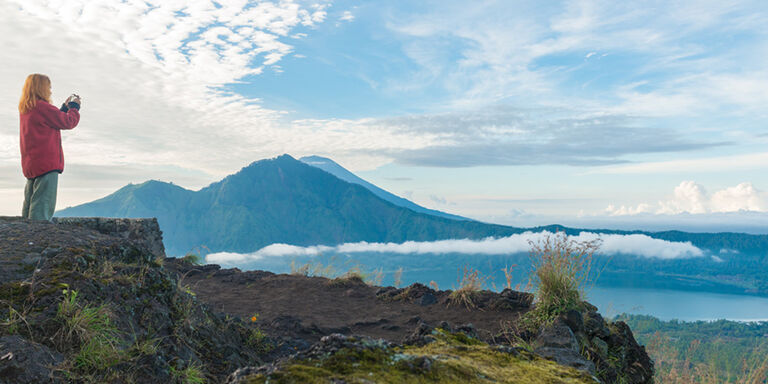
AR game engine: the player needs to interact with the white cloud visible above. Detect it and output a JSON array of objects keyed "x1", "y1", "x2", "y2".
[
  {"x1": 339, "y1": 10, "x2": 354, "y2": 22},
  {"x1": 608, "y1": 181, "x2": 768, "y2": 215},
  {"x1": 659, "y1": 181, "x2": 709, "y2": 214},
  {"x1": 711, "y1": 182, "x2": 767, "y2": 212},
  {"x1": 206, "y1": 230, "x2": 704, "y2": 264}
]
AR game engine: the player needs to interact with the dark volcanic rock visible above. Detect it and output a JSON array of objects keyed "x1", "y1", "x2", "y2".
[
  {"x1": 0, "y1": 335, "x2": 64, "y2": 384},
  {"x1": 490, "y1": 288, "x2": 534, "y2": 310},
  {"x1": 536, "y1": 347, "x2": 596, "y2": 375},
  {"x1": 534, "y1": 319, "x2": 596, "y2": 375},
  {"x1": 52, "y1": 217, "x2": 165, "y2": 259},
  {"x1": 0, "y1": 217, "x2": 267, "y2": 383},
  {"x1": 403, "y1": 321, "x2": 437, "y2": 346}
]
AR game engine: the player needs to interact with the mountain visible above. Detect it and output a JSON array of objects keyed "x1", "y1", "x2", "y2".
[
  {"x1": 56, "y1": 154, "x2": 768, "y2": 295},
  {"x1": 299, "y1": 155, "x2": 469, "y2": 221},
  {"x1": 58, "y1": 155, "x2": 523, "y2": 255}
]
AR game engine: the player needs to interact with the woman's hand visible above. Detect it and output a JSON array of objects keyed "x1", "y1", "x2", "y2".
[{"x1": 66, "y1": 95, "x2": 82, "y2": 107}]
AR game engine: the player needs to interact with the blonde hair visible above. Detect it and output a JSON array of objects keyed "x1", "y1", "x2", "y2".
[{"x1": 18, "y1": 74, "x2": 51, "y2": 114}]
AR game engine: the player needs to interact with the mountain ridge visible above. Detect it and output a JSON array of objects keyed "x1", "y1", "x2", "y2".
[{"x1": 299, "y1": 155, "x2": 469, "y2": 221}]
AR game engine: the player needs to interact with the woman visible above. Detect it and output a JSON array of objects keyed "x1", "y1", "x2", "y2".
[{"x1": 18, "y1": 73, "x2": 81, "y2": 221}]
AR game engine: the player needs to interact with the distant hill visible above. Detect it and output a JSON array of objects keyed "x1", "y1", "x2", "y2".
[
  {"x1": 58, "y1": 155, "x2": 525, "y2": 255},
  {"x1": 299, "y1": 155, "x2": 469, "y2": 221}
]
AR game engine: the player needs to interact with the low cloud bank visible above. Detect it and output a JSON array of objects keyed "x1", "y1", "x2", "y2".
[{"x1": 206, "y1": 231, "x2": 704, "y2": 264}]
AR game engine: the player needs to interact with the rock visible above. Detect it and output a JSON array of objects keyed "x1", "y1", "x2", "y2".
[
  {"x1": 584, "y1": 311, "x2": 610, "y2": 339},
  {"x1": 536, "y1": 319, "x2": 579, "y2": 351},
  {"x1": 376, "y1": 283, "x2": 436, "y2": 303},
  {"x1": 492, "y1": 344, "x2": 522, "y2": 357},
  {"x1": 535, "y1": 347, "x2": 596, "y2": 375},
  {"x1": 560, "y1": 309, "x2": 584, "y2": 333},
  {"x1": 419, "y1": 292, "x2": 437, "y2": 306},
  {"x1": 534, "y1": 319, "x2": 596, "y2": 375},
  {"x1": 490, "y1": 289, "x2": 534, "y2": 310},
  {"x1": 394, "y1": 355, "x2": 435, "y2": 373},
  {"x1": 375, "y1": 287, "x2": 397, "y2": 296},
  {"x1": 226, "y1": 365, "x2": 273, "y2": 384},
  {"x1": 299, "y1": 334, "x2": 392, "y2": 361},
  {"x1": 455, "y1": 323, "x2": 478, "y2": 339},
  {"x1": 406, "y1": 316, "x2": 422, "y2": 324},
  {"x1": 403, "y1": 322, "x2": 437, "y2": 346},
  {"x1": 52, "y1": 217, "x2": 165, "y2": 260},
  {"x1": 40, "y1": 246, "x2": 62, "y2": 258},
  {"x1": 0, "y1": 335, "x2": 64, "y2": 384},
  {"x1": 606, "y1": 321, "x2": 654, "y2": 384},
  {"x1": 21, "y1": 252, "x2": 41, "y2": 265},
  {"x1": 591, "y1": 337, "x2": 609, "y2": 358}
]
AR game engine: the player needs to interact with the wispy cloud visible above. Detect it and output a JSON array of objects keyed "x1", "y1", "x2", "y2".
[
  {"x1": 206, "y1": 230, "x2": 704, "y2": 264},
  {"x1": 0, "y1": 0, "x2": 331, "y2": 174},
  {"x1": 361, "y1": 106, "x2": 724, "y2": 167},
  {"x1": 387, "y1": 0, "x2": 768, "y2": 115},
  {"x1": 588, "y1": 152, "x2": 768, "y2": 174}
]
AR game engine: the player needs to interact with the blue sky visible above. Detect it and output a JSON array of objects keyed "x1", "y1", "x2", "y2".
[{"x1": 1, "y1": 0, "x2": 768, "y2": 231}]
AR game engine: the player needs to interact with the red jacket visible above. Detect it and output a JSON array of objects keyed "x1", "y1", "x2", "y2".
[{"x1": 20, "y1": 100, "x2": 80, "y2": 179}]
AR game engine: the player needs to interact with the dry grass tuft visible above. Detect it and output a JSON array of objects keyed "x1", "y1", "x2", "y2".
[
  {"x1": 448, "y1": 266, "x2": 490, "y2": 310},
  {"x1": 526, "y1": 232, "x2": 601, "y2": 324}
]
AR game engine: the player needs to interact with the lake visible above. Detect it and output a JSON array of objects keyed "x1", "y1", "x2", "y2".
[{"x1": 587, "y1": 286, "x2": 768, "y2": 322}]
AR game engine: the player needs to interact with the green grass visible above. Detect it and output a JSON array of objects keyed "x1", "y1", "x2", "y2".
[
  {"x1": 180, "y1": 253, "x2": 204, "y2": 266},
  {"x1": 241, "y1": 329, "x2": 594, "y2": 384},
  {"x1": 55, "y1": 289, "x2": 124, "y2": 373},
  {"x1": 170, "y1": 361, "x2": 207, "y2": 384}
]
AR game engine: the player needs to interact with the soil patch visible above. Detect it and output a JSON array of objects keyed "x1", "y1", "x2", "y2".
[{"x1": 165, "y1": 260, "x2": 532, "y2": 347}]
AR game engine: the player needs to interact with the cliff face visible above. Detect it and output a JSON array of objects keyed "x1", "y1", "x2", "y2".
[{"x1": 0, "y1": 217, "x2": 652, "y2": 383}]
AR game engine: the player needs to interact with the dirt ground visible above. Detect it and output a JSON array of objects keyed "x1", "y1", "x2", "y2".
[{"x1": 165, "y1": 259, "x2": 533, "y2": 348}]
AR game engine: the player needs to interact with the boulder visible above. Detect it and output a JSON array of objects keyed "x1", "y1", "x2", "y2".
[{"x1": 0, "y1": 335, "x2": 64, "y2": 384}]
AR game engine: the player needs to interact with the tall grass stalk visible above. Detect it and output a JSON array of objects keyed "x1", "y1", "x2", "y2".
[
  {"x1": 527, "y1": 232, "x2": 601, "y2": 323},
  {"x1": 393, "y1": 267, "x2": 403, "y2": 288}
]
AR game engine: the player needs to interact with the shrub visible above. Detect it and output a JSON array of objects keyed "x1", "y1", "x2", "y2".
[{"x1": 526, "y1": 232, "x2": 601, "y2": 324}]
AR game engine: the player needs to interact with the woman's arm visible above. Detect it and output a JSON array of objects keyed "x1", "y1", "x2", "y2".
[{"x1": 39, "y1": 100, "x2": 80, "y2": 130}]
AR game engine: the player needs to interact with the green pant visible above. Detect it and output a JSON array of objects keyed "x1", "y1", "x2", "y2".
[{"x1": 22, "y1": 171, "x2": 59, "y2": 221}]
